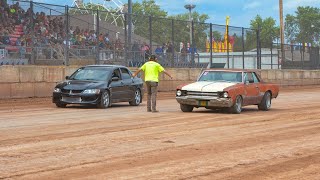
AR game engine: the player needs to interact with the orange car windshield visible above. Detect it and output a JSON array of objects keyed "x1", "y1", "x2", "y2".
[{"x1": 198, "y1": 71, "x2": 242, "y2": 83}]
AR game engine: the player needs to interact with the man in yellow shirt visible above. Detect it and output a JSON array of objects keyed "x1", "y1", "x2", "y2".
[{"x1": 132, "y1": 55, "x2": 173, "y2": 112}]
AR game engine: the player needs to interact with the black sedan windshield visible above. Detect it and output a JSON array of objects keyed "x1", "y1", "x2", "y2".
[
  {"x1": 198, "y1": 71, "x2": 242, "y2": 82},
  {"x1": 69, "y1": 67, "x2": 112, "y2": 81}
]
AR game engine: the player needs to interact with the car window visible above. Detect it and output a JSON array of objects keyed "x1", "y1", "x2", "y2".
[
  {"x1": 112, "y1": 68, "x2": 121, "y2": 79},
  {"x1": 120, "y1": 68, "x2": 131, "y2": 80},
  {"x1": 198, "y1": 71, "x2": 242, "y2": 82},
  {"x1": 252, "y1": 72, "x2": 260, "y2": 83},
  {"x1": 70, "y1": 67, "x2": 111, "y2": 81},
  {"x1": 244, "y1": 72, "x2": 254, "y2": 83}
]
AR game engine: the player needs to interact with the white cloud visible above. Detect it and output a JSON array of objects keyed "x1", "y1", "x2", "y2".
[
  {"x1": 243, "y1": 1, "x2": 261, "y2": 10},
  {"x1": 284, "y1": 0, "x2": 320, "y2": 10}
]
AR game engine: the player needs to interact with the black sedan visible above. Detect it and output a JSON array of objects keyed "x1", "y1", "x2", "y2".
[{"x1": 52, "y1": 65, "x2": 144, "y2": 108}]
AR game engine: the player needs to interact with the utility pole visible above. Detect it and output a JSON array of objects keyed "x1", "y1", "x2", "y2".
[
  {"x1": 279, "y1": 0, "x2": 285, "y2": 63},
  {"x1": 128, "y1": 0, "x2": 132, "y2": 50}
]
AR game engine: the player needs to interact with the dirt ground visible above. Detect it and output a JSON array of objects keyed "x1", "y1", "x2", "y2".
[{"x1": 1, "y1": 86, "x2": 320, "y2": 180}]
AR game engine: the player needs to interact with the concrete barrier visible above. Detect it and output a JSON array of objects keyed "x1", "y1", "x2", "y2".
[{"x1": 1, "y1": 65, "x2": 320, "y2": 99}]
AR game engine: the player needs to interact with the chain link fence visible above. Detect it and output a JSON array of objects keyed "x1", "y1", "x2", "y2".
[{"x1": 1, "y1": 0, "x2": 319, "y2": 69}]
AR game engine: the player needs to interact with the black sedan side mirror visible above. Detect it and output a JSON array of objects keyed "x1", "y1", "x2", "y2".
[
  {"x1": 112, "y1": 77, "x2": 120, "y2": 81},
  {"x1": 65, "y1": 76, "x2": 70, "y2": 80}
]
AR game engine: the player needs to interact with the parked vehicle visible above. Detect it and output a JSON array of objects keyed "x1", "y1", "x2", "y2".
[
  {"x1": 52, "y1": 65, "x2": 144, "y2": 108},
  {"x1": 176, "y1": 69, "x2": 279, "y2": 114}
]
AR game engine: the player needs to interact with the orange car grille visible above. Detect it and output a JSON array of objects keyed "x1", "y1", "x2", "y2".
[{"x1": 186, "y1": 91, "x2": 219, "y2": 96}]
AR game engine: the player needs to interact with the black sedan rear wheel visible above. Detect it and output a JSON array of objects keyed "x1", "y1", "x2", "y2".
[
  {"x1": 129, "y1": 89, "x2": 141, "y2": 106},
  {"x1": 98, "y1": 91, "x2": 110, "y2": 109}
]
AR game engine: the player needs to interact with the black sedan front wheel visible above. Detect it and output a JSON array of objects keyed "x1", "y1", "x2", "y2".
[
  {"x1": 98, "y1": 91, "x2": 110, "y2": 109},
  {"x1": 129, "y1": 89, "x2": 141, "y2": 106},
  {"x1": 55, "y1": 103, "x2": 67, "y2": 108}
]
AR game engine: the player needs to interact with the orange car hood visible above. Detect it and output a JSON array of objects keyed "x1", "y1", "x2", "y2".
[{"x1": 181, "y1": 81, "x2": 237, "y2": 92}]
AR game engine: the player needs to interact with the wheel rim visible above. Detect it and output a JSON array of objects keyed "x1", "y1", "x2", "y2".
[
  {"x1": 266, "y1": 93, "x2": 271, "y2": 108},
  {"x1": 236, "y1": 97, "x2": 242, "y2": 112},
  {"x1": 103, "y1": 92, "x2": 109, "y2": 106},
  {"x1": 135, "y1": 90, "x2": 141, "y2": 104}
]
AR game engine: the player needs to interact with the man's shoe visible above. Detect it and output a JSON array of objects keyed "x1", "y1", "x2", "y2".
[
  {"x1": 152, "y1": 110, "x2": 159, "y2": 113},
  {"x1": 147, "y1": 109, "x2": 152, "y2": 112}
]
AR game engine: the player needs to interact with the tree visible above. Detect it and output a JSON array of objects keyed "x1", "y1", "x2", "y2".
[
  {"x1": 295, "y1": 6, "x2": 320, "y2": 45},
  {"x1": 131, "y1": 0, "x2": 168, "y2": 46},
  {"x1": 284, "y1": 6, "x2": 320, "y2": 46},
  {"x1": 169, "y1": 12, "x2": 210, "y2": 51},
  {"x1": 250, "y1": 15, "x2": 279, "y2": 47},
  {"x1": 285, "y1": 14, "x2": 298, "y2": 44}
]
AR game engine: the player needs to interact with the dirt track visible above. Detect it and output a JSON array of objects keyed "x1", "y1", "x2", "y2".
[{"x1": 1, "y1": 87, "x2": 320, "y2": 179}]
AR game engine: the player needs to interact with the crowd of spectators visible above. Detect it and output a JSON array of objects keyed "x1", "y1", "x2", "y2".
[
  {"x1": 0, "y1": 0, "x2": 127, "y2": 60},
  {"x1": 0, "y1": 0, "x2": 196, "y2": 63}
]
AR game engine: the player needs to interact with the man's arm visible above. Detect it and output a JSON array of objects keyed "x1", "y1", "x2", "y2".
[
  {"x1": 132, "y1": 69, "x2": 142, "y2": 77},
  {"x1": 163, "y1": 70, "x2": 173, "y2": 79}
]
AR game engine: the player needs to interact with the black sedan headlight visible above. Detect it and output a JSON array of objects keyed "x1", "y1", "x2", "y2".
[
  {"x1": 53, "y1": 88, "x2": 61, "y2": 93},
  {"x1": 82, "y1": 89, "x2": 101, "y2": 94}
]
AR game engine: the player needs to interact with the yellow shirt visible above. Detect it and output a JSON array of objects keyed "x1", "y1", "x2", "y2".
[{"x1": 140, "y1": 61, "x2": 164, "y2": 82}]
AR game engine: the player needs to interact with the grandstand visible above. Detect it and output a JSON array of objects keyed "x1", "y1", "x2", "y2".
[{"x1": 1, "y1": 0, "x2": 318, "y2": 69}]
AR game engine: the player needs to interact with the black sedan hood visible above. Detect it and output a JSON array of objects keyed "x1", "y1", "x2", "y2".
[{"x1": 57, "y1": 80, "x2": 107, "y2": 90}]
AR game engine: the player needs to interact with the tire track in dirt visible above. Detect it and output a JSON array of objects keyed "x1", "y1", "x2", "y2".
[{"x1": 1, "y1": 88, "x2": 320, "y2": 179}]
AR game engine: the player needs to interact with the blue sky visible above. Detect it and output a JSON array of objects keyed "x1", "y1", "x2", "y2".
[{"x1": 33, "y1": 0, "x2": 320, "y2": 28}]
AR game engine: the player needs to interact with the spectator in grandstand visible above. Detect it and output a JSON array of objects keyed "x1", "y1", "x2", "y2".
[
  {"x1": 166, "y1": 41, "x2": 174, "y2": 63},
  {"x1": 141, "y1": 42, "x2": 150, "y2": 61},
  {"x1": 188, "y1": 46, "x2": 198, "y2": 54},
  {"x1": 114, "y1": 38, "x2": 123, "y2": 58},
  {"x1": 155, "y1": 46, "x2": 163, "y2": 56},
  {"x1": 131, "y1": 41, "x2": 140, "y2": 61},
  {"x1": 2, "y1": 31, "x2": 10, "y2": 45},
  {"x1": 180, "y1": 44, "x2": 188, "y2": 63}
]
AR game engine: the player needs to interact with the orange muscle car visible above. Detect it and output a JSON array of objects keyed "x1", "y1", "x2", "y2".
[{"x1": 176, "y1": 69, "x2": 279, "y2": 114}]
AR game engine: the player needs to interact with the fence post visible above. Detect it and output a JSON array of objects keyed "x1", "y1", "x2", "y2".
[
  {"x1": 29, "y1": 1, "x2": 35, "y2": 65},
  {"x1": 171, "y1": 19, "x2": 175, "y2": 67},
  {"x1": 191, "y1": 20, "x2": 195, "y2": 66},
  {"x1": 96, "y1": 10, "x2": 99, "y2": 64},
  {"x1": 270, "y1": 42, "x2": 273, "y2": 69},
  {"x1": 242, "y1": 27, "x2": 245, "y2": 69},
  {"x1": 128, "y1": 1, "x2": 132, "y2": 53},
  {"x1": 64, "y1": 5, "x2": 69, "y2": 66},
  {"x1": 209, "y1": 23, "x2": 213, "y2": 68},
  {"x1": 227, "y1": 23, "x2": 230, "y2": 68},
  {"x1": 302, "y1": 43, "x2": 305, "y2": 69},
  {"x1": 124, "y1": 13, "x2": 128, "y2": 65},
  {"x1": 149, "y1": 16, "x2": 152, "y2": 53},
  {"x1": 256, "y1": 26, "x2": 261, "y2": 69}
]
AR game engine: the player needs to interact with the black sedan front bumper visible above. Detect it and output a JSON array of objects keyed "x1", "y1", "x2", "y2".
[{"x1": 52, "y1": 92, "x2": 101, "y2": 105}]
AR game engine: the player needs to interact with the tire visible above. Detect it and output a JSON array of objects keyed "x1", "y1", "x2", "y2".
[
  {"x1": 180, "y1": 104, "x2": 194, "y2": 112},
  {"x1": 229, "y1": 95, "x2": 242, "y2": 114},
  {"x1": 129, "y1": 89, "x2": 141, "y2": 106},
  {"x1": 98, "y1": 91, "x2": 110, "y2": 109},
  {"x1": 258, "y1": 91, "x2": 272, "y2": 111},
  {"x1": 55, "y1": 103, "x2": 67, "y2": 108}
]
